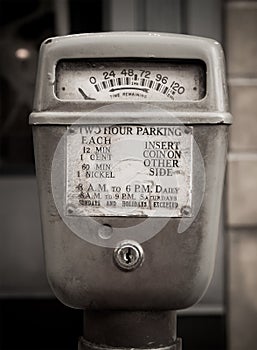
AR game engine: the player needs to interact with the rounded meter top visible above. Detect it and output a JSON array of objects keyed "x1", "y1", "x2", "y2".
[{"x1": 30, "y1": 32, "x2": 232, "y2": 125}]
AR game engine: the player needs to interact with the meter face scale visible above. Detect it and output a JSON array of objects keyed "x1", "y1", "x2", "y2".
[{"x1": 55, "y1": 59, "x2": 206, "y2": 102}]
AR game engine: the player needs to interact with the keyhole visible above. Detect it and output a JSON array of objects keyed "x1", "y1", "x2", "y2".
[
  {"x1": 113, "y1": 241, "x2": 144, "y2": 271},
  {"x1": 124, "y1": 247, "x2": 132, "y2": 264}
]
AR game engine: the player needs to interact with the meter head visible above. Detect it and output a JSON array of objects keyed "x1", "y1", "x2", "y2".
[
  {"x1": 32, "y1": 32, "x2": 230, "y2": 119},
  {"x1": 30, "y1": 33, "x2": 231, "y2": 312}
]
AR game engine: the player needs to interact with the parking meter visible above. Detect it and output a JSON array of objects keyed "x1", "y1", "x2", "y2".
[{"x1": 30, "y1": 32, "x2": 232, "y2": 350}]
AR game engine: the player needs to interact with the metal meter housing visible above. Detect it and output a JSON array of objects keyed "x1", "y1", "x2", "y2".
[{"x1": 30, "y1": 32, "x2": 231, "y2": 310}]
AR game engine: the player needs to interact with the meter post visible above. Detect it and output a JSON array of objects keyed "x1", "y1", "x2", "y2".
[
  {"x1": 79, "y1": 311, "x2": 180, "y2": 350},
  {"x1": 30, "y1": 32, "x2": 232, "y2": 349}
]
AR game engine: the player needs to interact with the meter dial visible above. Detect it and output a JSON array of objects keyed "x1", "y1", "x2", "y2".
[{"x1": 55, "y1": 59, "x2": 206, "y2": 101}]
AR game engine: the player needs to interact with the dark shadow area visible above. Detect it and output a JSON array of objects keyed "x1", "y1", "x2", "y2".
[
  {"x1": 0, "y1": 299, "x2": 226, "y2": 350},
  {"x1": 178, "y1": 313, "x2": 226, "y2": 350}
]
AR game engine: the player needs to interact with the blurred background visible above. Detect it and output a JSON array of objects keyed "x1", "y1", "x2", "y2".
[{"x1": 0, "y1": 0, "x2": 256, "y2": 349}]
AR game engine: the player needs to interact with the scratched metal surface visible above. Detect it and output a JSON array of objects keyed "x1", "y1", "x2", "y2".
[{"x1": 32, "y1": 123, "x2": 228, "y2": 309}]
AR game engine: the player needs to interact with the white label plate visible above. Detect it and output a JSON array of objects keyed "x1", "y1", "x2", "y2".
[{"x1": 66, "y1": 125, "x2": 193, "y2": 217}]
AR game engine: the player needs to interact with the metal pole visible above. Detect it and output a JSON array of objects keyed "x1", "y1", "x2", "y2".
[
  {"x1": 78, "y1": 310, "x2": 182, "y2": 350},
  {"x1": 53, "y1": 0, "x2": 70, "y2": 36}
]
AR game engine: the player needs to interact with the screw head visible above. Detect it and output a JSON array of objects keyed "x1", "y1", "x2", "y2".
[
  {"x1": 113, "y1": 241, "x2": 144, "y2": 271},
  {"x1": 69, "y1": 127, "x2": 76, "y2": 134},
  {"x1": 66, "y1": 205, "x2": 74, "y2": 215},
  {"x1": 180, "y1": 205, "x2": 192, "y2": 217},
  {"x1": 184, "y1": 127, "x2": 192, "y2": 134}
]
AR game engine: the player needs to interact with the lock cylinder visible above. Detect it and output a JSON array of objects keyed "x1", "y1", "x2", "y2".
[{"x1": 113, "y1": 241, "x2": 144, "y2": 271}]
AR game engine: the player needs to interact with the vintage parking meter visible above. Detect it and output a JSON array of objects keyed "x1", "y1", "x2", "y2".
[{"x1": 30, "y1": 32, "x2": 231, "y2": 349}]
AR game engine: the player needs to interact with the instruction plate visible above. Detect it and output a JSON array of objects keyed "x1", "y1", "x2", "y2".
[{"x1": 66, "y1": 125, "x2": 193, "y2": 217}]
